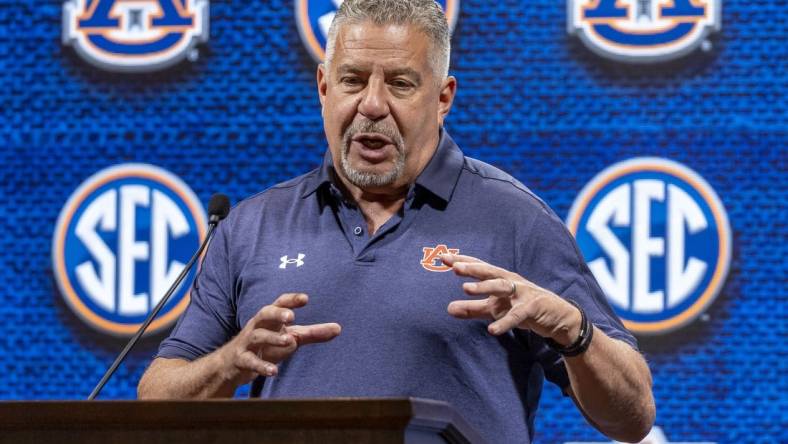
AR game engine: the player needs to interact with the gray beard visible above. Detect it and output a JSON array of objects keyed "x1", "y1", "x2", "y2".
[{"x1": 339, "y1": 120, "x2": 405, "y2": 189}]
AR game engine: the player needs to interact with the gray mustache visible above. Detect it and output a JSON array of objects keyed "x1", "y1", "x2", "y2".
[{"x1": 343, "y1": 120, "x2": 403, "y2": 151}]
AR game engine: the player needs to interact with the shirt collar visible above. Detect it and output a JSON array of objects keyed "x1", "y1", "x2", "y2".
[
  {"x1": 300, "y1": 149, "x2": 335, "y2": 199},
  {"x1": 414, "y1": 129, "x2": 464, "y2": 203},
  {"x1": 301, "y1": 129, "x2": 464, "y2": 204}
]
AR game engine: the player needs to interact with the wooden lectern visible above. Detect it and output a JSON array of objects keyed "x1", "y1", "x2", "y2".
[{"x1": 0, "y1": 398, "x2": 486, "y2": 444}]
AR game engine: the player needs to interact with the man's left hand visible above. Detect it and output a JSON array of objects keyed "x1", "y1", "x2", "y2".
[
  {"x1": 440, "y1": 253, "x2": 582, "y2": 346},
  {"x1": 441, "y1": 253, "x2": 656, "y2": 441}
]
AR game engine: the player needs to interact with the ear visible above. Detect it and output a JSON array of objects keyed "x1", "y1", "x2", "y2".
[
  {"x1": 437, "y1": 76, "x2": 457, "y2": 126},
  {"x1": 317, "y1": 63, "x2": 328, "y2": 110}
]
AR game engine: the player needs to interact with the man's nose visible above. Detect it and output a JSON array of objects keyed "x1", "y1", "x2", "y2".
[{"x1": 357, "y1": 79, "x2": 390, "y2": 121}]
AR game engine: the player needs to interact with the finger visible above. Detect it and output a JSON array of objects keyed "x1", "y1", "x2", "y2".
[
  {"x1": 451, "y1": 261, "x2": 516, "y2": 282},
  {"x1": 447, "y1": 299, "x2": 495, "y2": 320},
  {"x1": 488, "y1": 304, "x2": 532, "y2": 336},
  {"x1": 247, "y1": 328, "x2": 294, "y2": 348},
  {"x1": 438, "y1": 253, "x2": 483, "y2": 266},
  {"x1": 248, "y1": 293, "x2": 310, "y2": 330},
  {"x1": 249, "y1": 305, "x2": 296, "y2": 330},
  {"x1": 238, "y1": 350, "x2": 278, "y2": 377},
  {"x1": 273, "y1": 293, "x2": 309, "y2": 309},
  {"x1": 463, "y1": 278, "x2": 517, "y2": 298},
  {"x1": 286, "y1": 323, "x2": 342, "y2": 345}
]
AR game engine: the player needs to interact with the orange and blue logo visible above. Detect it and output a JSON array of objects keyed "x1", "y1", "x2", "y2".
[
  {"x1": 62, "y1": 0, "x2": 209, "y2": 72},
  {"x1": 421, "y1": 244, "x2": 459, "y2": 272},
  {"x1": 52, "y1": 164, "x2": 206, "y2": 336},
  {"x1": 567, "y1": 158, "x2": 731, "y2": 334},
  {"x1": 568, "y1": 0, "x2": 721, "y2": 62},
  {"x1": 295, "y1": 0, "x2": 460, "y2": 62}
]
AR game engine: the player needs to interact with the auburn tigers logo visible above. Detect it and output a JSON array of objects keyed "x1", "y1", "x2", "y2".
[
  {"x1": 421, "y1": 244, "x2": 459, "y2": 272},
  {"x1": 568, "y1": 0, "x2": 721, "y2": 62},
  {"x1": 62, "y1": 0, "x2": 209, "y2": 72}
]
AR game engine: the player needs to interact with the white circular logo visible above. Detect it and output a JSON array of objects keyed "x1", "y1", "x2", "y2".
[
  {"x1": 567, "y1": 158, "x2": 731, "y2": 334},
  {"x1": 53, "y1": 164, "x2": 206, "y2": 336},
  {"x1": 568, "y1": 0, "x2": 721, "y2": 63},
  {"x1": 62, "y1": 0, "x2": 210, "y2": 72}
]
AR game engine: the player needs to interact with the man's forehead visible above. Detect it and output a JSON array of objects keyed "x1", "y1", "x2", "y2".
[
  {"x1": 336, "y1": 22, "x2": 428, "y2": 55},
  {"x1": 333, "y1": 22, "x2": 430, "y2": 64}
]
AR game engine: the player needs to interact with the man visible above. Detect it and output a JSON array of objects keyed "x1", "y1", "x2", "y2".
[{"x1": 138, "y1": 1, "x2": 655, "y2": 442}]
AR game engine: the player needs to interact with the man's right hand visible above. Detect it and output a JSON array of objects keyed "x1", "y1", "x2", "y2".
[
  {"x1": 137, "y1": 292, "x2": 340, "y2": 399},
  {"x1": 217, "y1": 292, "x2": 341, "y2": 387}
]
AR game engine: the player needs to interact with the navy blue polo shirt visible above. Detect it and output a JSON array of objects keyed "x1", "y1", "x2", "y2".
[{"x1": 157, "y1": 131, "x2": 637, "y2": 443}]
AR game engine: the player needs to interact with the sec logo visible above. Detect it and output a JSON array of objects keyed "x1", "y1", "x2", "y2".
[
  {"x1": 295, "y1": 0, "x2": 460, "y2": 62},
  {"x1": 568, "y1": 0, "x2": 721, "y2": 63},
  {"x1": 52, "y1": 164, "x2": 206, "y2": 336},
  {"x1": 567, "y1": 158, "x2": 731, "y2": 334},
  {"x1": 62, "y1": 0, "x2": 209, "y2": 72}
]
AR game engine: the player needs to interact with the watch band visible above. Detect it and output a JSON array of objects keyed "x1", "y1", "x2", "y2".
[{"x1": 544, "y1": 300, "x2": 594, "y2": 357}]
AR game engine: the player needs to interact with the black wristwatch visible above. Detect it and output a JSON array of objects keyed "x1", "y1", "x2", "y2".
[{"x1": 544, "y1": 300, "x2": 594, "y2": 357}]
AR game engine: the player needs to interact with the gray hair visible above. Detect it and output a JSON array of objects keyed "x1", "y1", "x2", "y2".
[{"x1": 324, "y1": 0, "x2": 451, "y2": 80}]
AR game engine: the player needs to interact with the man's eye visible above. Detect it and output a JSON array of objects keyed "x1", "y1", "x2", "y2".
[
  {"x1": 390, "y1": 80, "x2": 413, "y2": 89},
  {"x1": 341, "y1": 77, "x2": 362, "y2": 86}
]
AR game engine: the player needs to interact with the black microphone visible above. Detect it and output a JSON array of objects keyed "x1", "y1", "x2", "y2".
[
  {"x1": 87, "y1": 193, "x2": 231, "y2": 400},
  {"x1": 208, "y1": 193, "x2": 230, "y2": 224}
]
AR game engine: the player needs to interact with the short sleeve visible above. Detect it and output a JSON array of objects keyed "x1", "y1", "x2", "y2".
[
  {"x1": 516, "y1": 204, "x2": 639, "y2": 389},
  {"x1": 156, "y1": 218, "x2": 239, "y2": 361}
]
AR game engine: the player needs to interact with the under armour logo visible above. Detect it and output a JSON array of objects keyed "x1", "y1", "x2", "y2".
[{"x1": 279, "y1": 254, "x2": 305, "y2": 269}]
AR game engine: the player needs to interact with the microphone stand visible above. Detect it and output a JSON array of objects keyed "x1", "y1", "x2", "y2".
[{"x1": 87, "y1": 218, "x2": 220, "y2": 400}]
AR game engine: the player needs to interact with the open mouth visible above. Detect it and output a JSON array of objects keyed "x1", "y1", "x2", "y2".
[{"x1": 352, "y1": 132, "x2": 396, "y2": 150}]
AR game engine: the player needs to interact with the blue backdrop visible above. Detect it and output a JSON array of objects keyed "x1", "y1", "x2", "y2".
[{"x1": 0, "y1": 1, "x2": 785, "y2": 443}]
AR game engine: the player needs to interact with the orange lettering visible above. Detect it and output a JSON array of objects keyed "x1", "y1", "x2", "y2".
[{"x1": 421, "y1": 244, "x2": 459, "y2": 272}]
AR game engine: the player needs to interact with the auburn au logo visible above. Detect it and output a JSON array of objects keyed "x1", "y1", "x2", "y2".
[
  {"x1": 568, "y1": 0, "x2": 721, "y2": 62},
  {"x1": 62, "y1": 0, "x2": 209, "y2": 72},
  {"x1": 421, "y1": 245, "x2": 459, "y2": 272}
]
